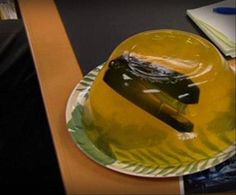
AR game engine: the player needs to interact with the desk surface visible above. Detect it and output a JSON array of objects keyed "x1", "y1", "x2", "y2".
[
  {"x1": 19, "y1": 0, "x2": 235, "y2": 194},
  {"x1": 55, "y1": 0, "x2": 222, "y2": 74}
]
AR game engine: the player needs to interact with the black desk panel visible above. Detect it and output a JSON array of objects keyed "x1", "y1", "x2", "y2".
[
  {"x1": 55, "y1": 0, "x2": 221, "y2": 74},
  {"x1": 0, "y1": 20, "x2": 64, "y2": 193}
]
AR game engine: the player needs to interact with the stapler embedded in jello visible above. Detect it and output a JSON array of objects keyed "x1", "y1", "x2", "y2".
[
  {"x1": 83, "y1": 29, "x2": 234, "y2": 152},
  {"x1": 67, "y1": 29, "x2": 235, "y2": 177},
  {"x1": 104, "y1": 52, "x2": 200, "y2": 133}
]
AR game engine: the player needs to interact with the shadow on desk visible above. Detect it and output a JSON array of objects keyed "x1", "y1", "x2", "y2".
[{"x1": 0, "y1": 20, "x2": 65, "y2": 194}]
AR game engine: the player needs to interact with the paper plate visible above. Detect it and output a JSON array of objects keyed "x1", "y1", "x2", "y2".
[{"x1": 65, "y1": 65, "x2": 236, "y2": 177}]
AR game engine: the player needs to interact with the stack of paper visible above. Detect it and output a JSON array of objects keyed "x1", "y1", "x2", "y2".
[
  {"x1": 187, "y1": 0, "x2": 236, "y2": 58},
  {"x1": 0, "y1": 0, "x2": 17, "y2": 20}
]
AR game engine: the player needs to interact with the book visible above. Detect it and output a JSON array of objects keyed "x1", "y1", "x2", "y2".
[
  {"x1": 187, "y1": 0, "x2": 236, "y2": 58},
  {"x1": 181, "y1": 155, "x2": 236, "y2": 194}
]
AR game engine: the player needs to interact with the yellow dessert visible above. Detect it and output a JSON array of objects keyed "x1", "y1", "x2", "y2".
[{"x1": 79, "y1": 30, "x2": 235, "y2": 172}]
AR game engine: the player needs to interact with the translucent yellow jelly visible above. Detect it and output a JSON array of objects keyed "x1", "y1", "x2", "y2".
[{"x1": 82, "y1": 30, "x2": 235, "y2": 168}]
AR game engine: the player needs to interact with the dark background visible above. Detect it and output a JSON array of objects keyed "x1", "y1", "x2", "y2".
[
  {"x1": 55, "y1": 0, "x2": 222, "y2": 74},
  {"x1": 0, "y1": 20, "x2": 64, "y2": 193}
]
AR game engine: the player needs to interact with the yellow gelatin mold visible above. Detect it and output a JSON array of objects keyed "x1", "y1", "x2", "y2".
[{"x1": 67, "y1": 29, "x2": 235, "y2": 177}]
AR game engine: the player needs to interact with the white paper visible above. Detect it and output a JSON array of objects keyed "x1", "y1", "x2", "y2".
[{"x1": 187, "y1": 0, "x2": 236, "y2": 44}]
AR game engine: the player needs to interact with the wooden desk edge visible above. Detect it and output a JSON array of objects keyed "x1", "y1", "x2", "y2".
[{"x1": 18, "y1": 0, "x2": 83, "y2": 193}]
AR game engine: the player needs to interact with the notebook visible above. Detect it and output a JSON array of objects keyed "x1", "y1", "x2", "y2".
[{"x1": 187, "y1": 0, "x2": 236, "y2": 58}]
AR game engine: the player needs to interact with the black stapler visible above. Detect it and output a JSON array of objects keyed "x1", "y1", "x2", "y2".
[{"x1": 103, "y1": 53, "x2": 200, "y2": 133}]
